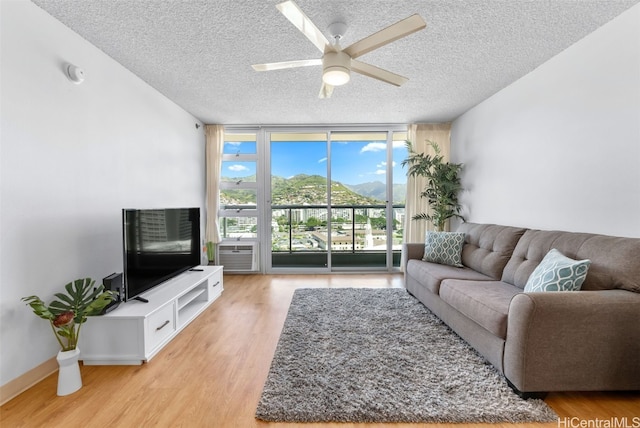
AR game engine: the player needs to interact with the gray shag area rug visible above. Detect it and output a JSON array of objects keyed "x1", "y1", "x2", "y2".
[{"x1": 256, "y1": 288, "x2": 558, "y2": 423}]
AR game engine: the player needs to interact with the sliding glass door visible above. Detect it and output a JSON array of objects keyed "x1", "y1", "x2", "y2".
[
  {"x1": 329, "y1": 132, "x2": 389, "y2": 269},
  {"x1": 266, "y1": 128, "x2": 407, "y2": 272},
  {"x1": 270, "y1": 132, "x2": 329, "y2": 269}
]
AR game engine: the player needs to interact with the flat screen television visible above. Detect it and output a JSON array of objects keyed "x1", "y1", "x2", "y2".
[{"x1": 122, "y1": 208, "x2": 201, "y2": 301}]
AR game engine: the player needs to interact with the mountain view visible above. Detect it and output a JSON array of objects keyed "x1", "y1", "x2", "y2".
[
  {"x1": 221, "y1": 174, "x2": 406, "y2": 206},
  {"x1": 218, "y1": 138, "x2": 408, "y2": 249},
  {"x1": 345, "y1": 181, "x2": 407, "y2": 205}
]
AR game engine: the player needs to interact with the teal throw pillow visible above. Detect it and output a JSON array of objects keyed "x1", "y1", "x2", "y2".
[
  {"x1": 422, "y1": 231, "x2": 465, "y2": 267},
  {"x1": 524, "y1": 248, "x2": 591, "y2": 292}
]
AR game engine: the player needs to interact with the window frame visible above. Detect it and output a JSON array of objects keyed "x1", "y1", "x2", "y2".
[
  {"x1": 219, "y1": 130, "x2": 259, "y2": 241},
  {"x1": 219, "y1": 125, "x2": 408, "y2": 272}
]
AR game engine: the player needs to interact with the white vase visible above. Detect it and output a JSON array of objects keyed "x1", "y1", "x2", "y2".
[{"x1": 56, "y1": 348, "x2": 82, "y2": 396}]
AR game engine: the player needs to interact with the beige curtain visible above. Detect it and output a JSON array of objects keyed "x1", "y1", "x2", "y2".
[
  {"x1": 403, "y1": 123, "x2": 452, "y2": 244},
  {"x1": 205, "y1": 124, "x2": 224, "y2": 245}
]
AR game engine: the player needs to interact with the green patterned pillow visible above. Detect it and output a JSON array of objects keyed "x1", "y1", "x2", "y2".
[
  {"x1": 422, "y1": 231, "x2": 465, "y2": 267},
  {"x1": 524, "y1": 248, "x2": 591, "y2": 292}
]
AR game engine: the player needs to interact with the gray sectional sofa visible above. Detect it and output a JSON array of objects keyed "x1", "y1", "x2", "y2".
[{"x1": 403, "y1": 222, "x2": 640, "y2": 397}]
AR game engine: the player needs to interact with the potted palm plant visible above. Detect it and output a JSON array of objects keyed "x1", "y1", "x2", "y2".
[
  {"x1": 206, "y1": 241, "x2": 216, "y2": 264},
  {"x1": 402, "y1": 140, "x2": 464, "y2": 231},
  {"x1": 22, "y1": 278, "x2": 114, "y2": 396}
]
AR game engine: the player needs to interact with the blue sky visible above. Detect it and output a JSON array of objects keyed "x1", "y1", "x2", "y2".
[{"x1": 224, "y1": 140, "x2": 408, "y2": 186}]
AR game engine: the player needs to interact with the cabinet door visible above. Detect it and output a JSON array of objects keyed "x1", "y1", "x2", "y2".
[
  {"x1": 145, "y1": 303, "x2": 176, "y2": 358},
  {"x1": 80, "y1": 317, "x2": 145, "y2": 365}
]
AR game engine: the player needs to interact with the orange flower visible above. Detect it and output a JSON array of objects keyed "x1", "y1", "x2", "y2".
[{"x1": 53, "y1": 311, "x2": 74, "y2": 327}]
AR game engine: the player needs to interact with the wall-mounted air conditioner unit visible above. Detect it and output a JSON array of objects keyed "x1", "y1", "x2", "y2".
[{"x1": 217, "y1": 242, "x2": 258, "y2": 273}]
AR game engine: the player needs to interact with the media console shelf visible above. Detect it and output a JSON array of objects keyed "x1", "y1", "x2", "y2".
[{"x1": 80, "y1": 266, "x2": 223, "y2": 365}]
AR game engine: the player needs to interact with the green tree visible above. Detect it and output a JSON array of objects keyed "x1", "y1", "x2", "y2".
[
  {"x1": 306, "y1": 217, "x2": 320, "y2": 228},
  {"x1": 355, "y1": 214, "x2": 368, "y2": 223},
  {"x1": 370, "y1": 217, "x2": 386, "y2": 229},
  {"x1": 402, "y1": 140, "x2": 464, "y2": 231}
]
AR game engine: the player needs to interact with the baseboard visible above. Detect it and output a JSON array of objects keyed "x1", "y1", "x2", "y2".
[{"x1": 0, "y1": 357, "x2": 58, "y2": 406}]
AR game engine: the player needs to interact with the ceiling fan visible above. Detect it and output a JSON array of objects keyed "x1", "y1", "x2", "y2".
[{"x1": 252, "y1": 0, "x2": 426, "y2": 98}]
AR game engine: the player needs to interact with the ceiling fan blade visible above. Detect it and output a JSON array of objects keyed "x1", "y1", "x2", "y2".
[
  {"x1": 276, "y1": 0, "x2": 330, "y2": 53},
  {"x1": 252, "y1": 59, "x2": 322, "y2": 71},
  {"x1": 318, "y1": 82, "x2": 334, "y2": 98},
  {"x1": 343, "y1": 14, "x2": 426, "y2": 59},
  {"x1": 351, "y1": 60, "x2": 408, "y2": 87}
]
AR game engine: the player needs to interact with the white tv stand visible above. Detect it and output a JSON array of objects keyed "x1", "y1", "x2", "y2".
[{"x1": 80, "y1": 266, "x2": 223, "y2": 365}]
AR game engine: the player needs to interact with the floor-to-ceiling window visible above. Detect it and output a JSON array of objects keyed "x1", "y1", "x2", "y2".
[
  {"x1": 220, "y1": 126, "x2": 407, "y2": 273},
  {"x1": 219, "y1": 131, "x2": 259, "y2": 240}
]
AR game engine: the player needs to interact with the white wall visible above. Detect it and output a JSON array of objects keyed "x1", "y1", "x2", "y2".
[
  {"x1": 0, "y1": 1, "x2": 206, "y2": 387},
  {"x1": 451, "y1": 4, "x2": 640, "y2": 238}
]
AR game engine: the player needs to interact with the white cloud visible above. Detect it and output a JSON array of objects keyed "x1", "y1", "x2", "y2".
[
  {"x1": 228, "y1": 164, "x2": 248, "y2": 172},
  {"x1": 225, "y1": 141, "x2": 242, "y2": 146},
  {"x1": 360, "y1": 142, "x2": 386, "y2": 153},
  {"x1": 375, "y1": 169, "x2": 386, "y2": 175},
  {"x1": 361, "y1": 141, "x2": 407, "y2": 152},
  {"x1": 318, "y1": 157, "x2": 327, "y2": 163},
  {"x1": 376, "y1": 161, "x2": 397, "y2": 168}
]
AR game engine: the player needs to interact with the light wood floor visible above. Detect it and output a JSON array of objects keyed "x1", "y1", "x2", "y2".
[{"x1": 1, "y1": 274, "x2": 638, "y2": 427}]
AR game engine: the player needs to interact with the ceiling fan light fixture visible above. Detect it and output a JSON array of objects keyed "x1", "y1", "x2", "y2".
[
  {"x1": 322, "y1": 51, "x2": 351, "y2": 86},
  {"x1": 323, "y1": 67, "x2": 350, "y2": 86},
  {"x1": 253, "y1": 1, "x2": 426, "y2": 97}
]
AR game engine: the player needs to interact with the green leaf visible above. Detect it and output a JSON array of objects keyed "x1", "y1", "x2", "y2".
[
  {"x1": 85, "y1": 291, "x2": 115, "y2": 316},
  {"x1": 64, "y1": 281, "x2": 76, "y2": 298},
  {"x1": 21, "y1": 296, "x2": 55, "y2": 320},
  {"x1": 81, "y1": 285, "x2": 103, "y2": 306},
  {"x1": 52, "y1": 293, "x2": 74, "y2": 307}
]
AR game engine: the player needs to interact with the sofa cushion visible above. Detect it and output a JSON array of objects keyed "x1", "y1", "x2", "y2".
[
  {"x1": 524, "y1": 249, "x2": 591, "y2": 292},
  {"x1": 422, "y1": 231, "x2": 465, "y2": 267},
  {"x1": 575, "y1": 235, "x2": 640, "y2": 293},
  {"x1": 406, "y1": 259, "x2": 494, "y2": 295},
  {"x1": 502, "y1": 229, "x2": 640, "y2": 292},
  {"x1": 456, "y1": 223, "x2": 526, "y2": 280},
  {"x1": 439, "y1": 280, "x2": 521, "y2": 339}
]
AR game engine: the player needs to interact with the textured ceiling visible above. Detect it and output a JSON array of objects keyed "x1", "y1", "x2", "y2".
[{"x1": 32, "y1": 0, "x2": 639, "y2": 125}]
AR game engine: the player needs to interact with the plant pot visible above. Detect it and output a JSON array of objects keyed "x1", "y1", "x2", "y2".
[{"x1": 56, "y1": 348, "x2": 82, "y2": 396}]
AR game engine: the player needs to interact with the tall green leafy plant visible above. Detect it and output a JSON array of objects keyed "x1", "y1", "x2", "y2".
[
  {"x1": 206, "y1": 241, "x2": 215, "y2": 263},
  {"x1": 22, "y1": 278, "x2": 114, "y2": 351},
  {"x1": 402, "y1": 140, "x2": 464, "y2": 231}
]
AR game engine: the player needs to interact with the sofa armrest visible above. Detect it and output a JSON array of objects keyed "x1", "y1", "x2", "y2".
[
  {"x1": 402, "y1": 243, "x2": 424, "y2": 273},
  {"x1": 403, "y1": 243, "x2": 424, "y2": 262},
  {"x1": 504, "y1": 290, "x2": 640, "y2": 392}
]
